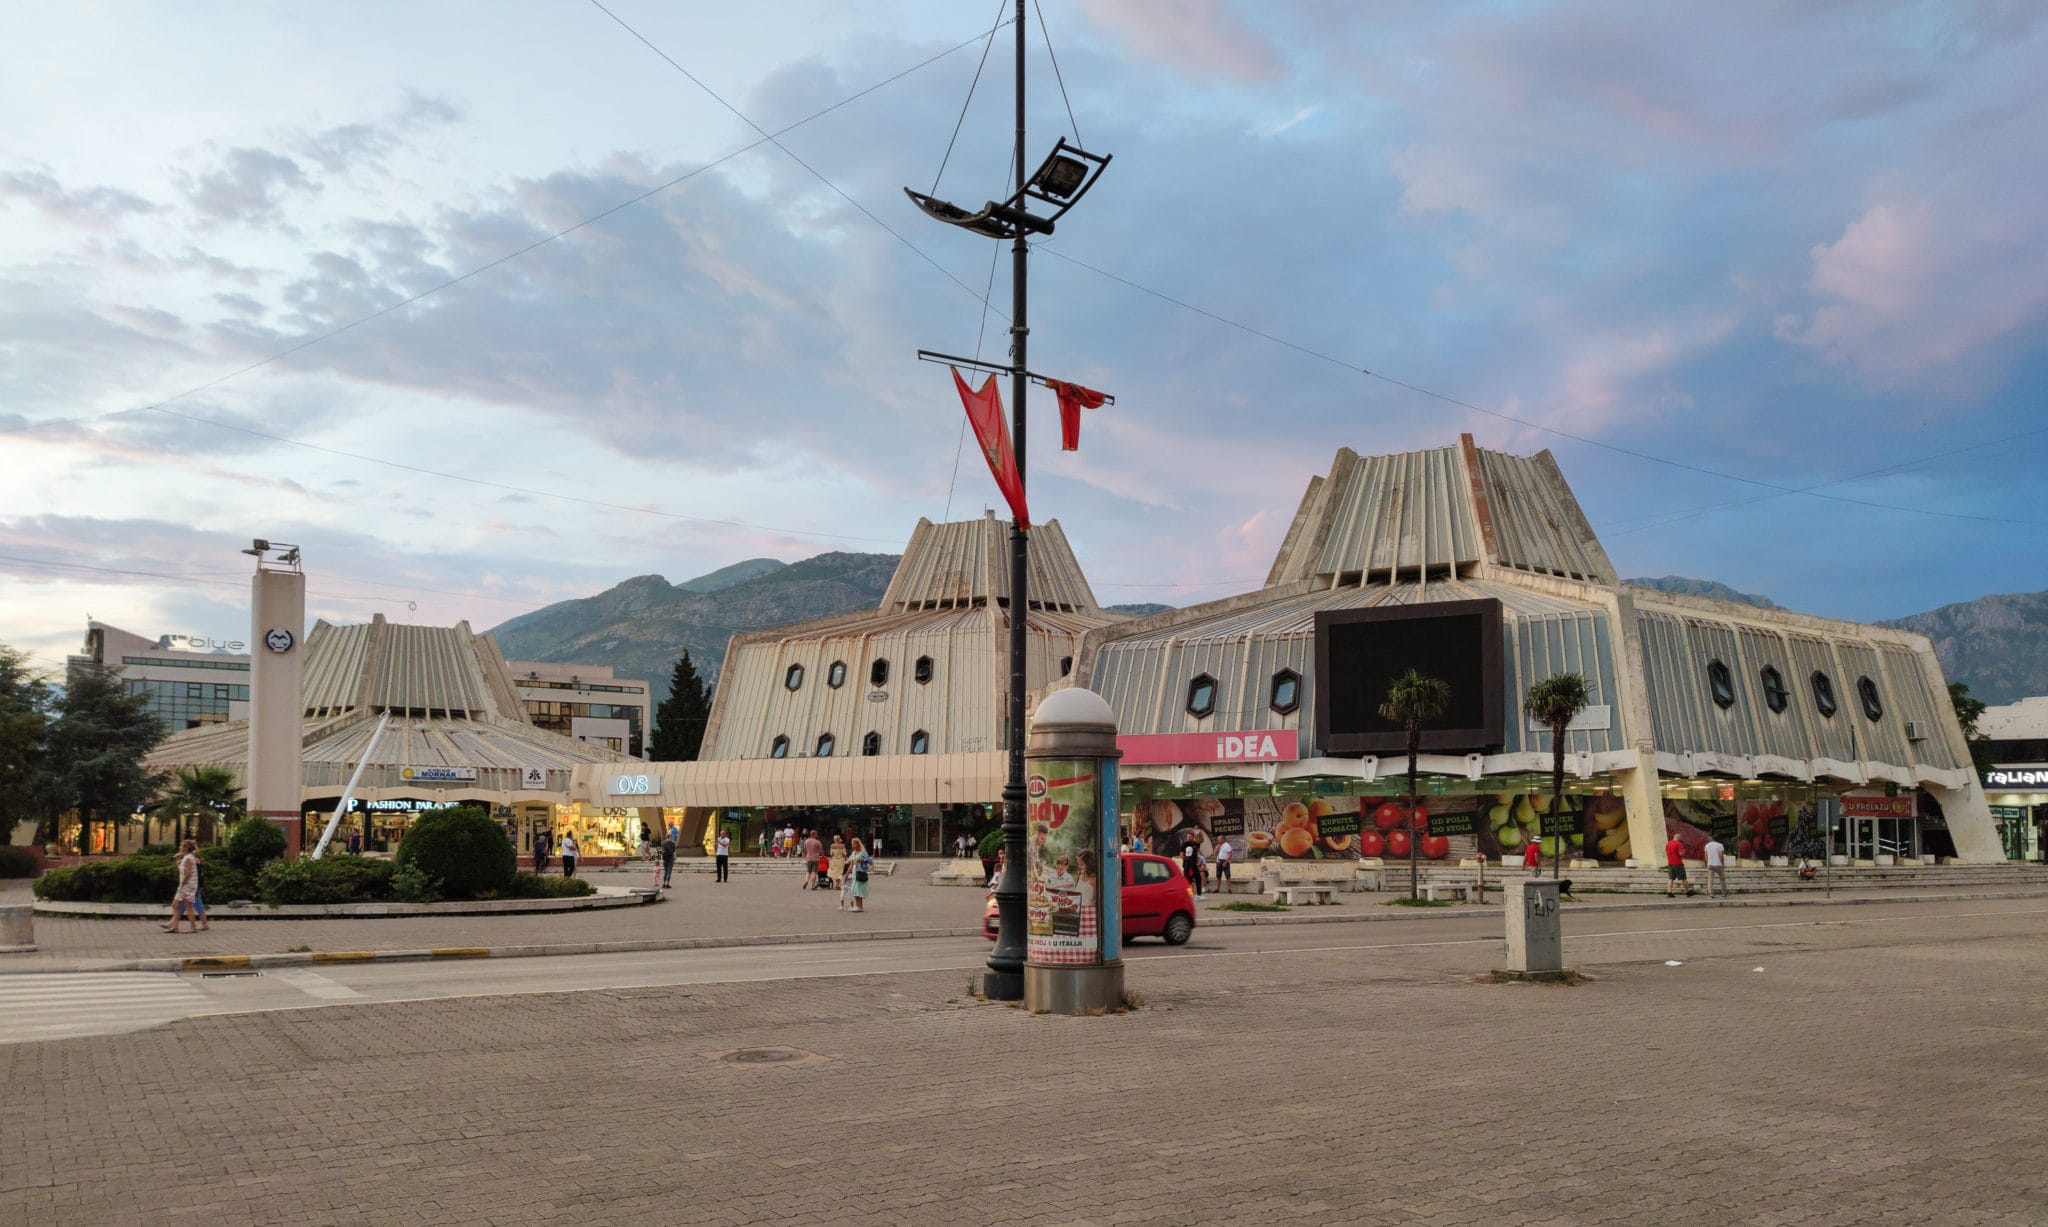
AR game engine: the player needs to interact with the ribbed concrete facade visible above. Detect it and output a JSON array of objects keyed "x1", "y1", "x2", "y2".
[
  {"x1": 1074, "y1": 434, "x2": 1998, "y2": 863},
  {"x1": 150, "y1": 613, "x2": 632, "y2": 804}
]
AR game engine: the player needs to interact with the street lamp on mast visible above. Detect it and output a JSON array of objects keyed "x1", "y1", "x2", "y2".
[{"x1": 905, "y1": 1, "x2": 1110, "y2": 1002}]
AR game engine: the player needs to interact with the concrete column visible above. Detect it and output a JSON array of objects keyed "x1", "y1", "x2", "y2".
[
  {"x1": 1614, "y1": 747, "x2": 1664, "y2": 868},
  {"x1": 247, "y1": 566, "x2": 306, "y2": 856},
  {"x1": 1926, "y1": 778, "x2": 2003, "y2": 863}
]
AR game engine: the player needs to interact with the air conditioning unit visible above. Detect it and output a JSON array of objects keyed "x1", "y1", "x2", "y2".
[{"x1": 1904, "y1": 720, "x2": 1926, "y2": 742}]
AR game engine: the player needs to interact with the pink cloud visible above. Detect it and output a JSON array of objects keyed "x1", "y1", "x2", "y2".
[{"x1": 1080, "y1": 0, "x2": 1285, "y2": 83}]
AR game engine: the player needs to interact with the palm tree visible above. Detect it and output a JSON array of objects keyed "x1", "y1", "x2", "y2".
[
  {"x1": 1379, "y1": 671, "x2": 1451, "y2": 899},
  {"x1": 1524, "y1": 673, "x2": 1590, "y2": 880},
  {"x1": 150, "y1": 765, "x2": 244, "y2": 845}
]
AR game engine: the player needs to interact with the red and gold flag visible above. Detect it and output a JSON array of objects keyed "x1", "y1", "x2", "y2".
[
  {"x1": 1045, "y1": 379, "x2": 1107, "y2": 451},
  {"x1": 952, "y1": 367, "x2": 1028, "y2": 528}
]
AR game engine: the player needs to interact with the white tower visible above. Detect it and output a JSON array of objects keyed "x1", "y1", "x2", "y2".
[{"x1": 245, "y1": 541, "x2": 306, "y2": 853}]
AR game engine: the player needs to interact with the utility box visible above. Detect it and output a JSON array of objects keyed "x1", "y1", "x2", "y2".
[
  {"x1": 0, "y1": 904, "x2": 35, "y2": 954},
  {"x1": 1505, "y1": 879, "x2": 1562, "y2": 973}
]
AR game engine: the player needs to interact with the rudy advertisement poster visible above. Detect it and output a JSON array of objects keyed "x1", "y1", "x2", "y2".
[{"x1": 1027, "y1": 758, "x2": 1102, "y2": 965}]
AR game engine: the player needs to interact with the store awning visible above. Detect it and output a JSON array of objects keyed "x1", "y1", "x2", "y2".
[{"x1": 570, "y1": 752, "x2": 1007, "y2": 810}]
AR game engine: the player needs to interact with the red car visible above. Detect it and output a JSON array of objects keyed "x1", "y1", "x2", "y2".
[{"x1": 982, "y1": 853, "x2": 1198, "y2": 945}]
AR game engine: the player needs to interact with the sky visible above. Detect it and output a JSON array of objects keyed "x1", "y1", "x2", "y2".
[{"x1": 3, "y1": 0, "x2": 2046, "y2": 675}]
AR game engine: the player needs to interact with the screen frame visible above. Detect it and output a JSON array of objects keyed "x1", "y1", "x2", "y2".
[{"x1": 1313, "y1": 597, "x2": 1505, "y2": 754}]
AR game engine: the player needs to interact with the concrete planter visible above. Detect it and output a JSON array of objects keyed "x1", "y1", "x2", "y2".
[
  {"x1": 1874, "y1": 854, "x2": 1896, "y2": 866},
  {"x1": 1769, "y1": 856, "x2": 1790, "y2": 867},
  {"x1": 1829, "y1": 855, "x2": 1851, "y2": 866}
]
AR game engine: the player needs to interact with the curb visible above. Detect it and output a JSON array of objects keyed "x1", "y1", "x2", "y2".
[
  {"x1": 5, "y1": 888, "x2": 2042, "y2": 976},
  {"x1": 31, "y1": 889, "x2": 657, "y2": 920}
]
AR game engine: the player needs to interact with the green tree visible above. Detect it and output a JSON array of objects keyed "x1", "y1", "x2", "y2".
[
  {"x1": 651, "y1": 651, "x2": 712, "y2": 762},
  {"x1": 1948, "y1": 682, "x2": 1994, "y2": 775},
  {"x1": 0, "y1": 645, "x2": 53, "y2": 843},
  {"x1": 45, "y1": 661, "x2": 164, "y2": 853},
  {"x1": 1379, "y1": 670, "x2": 1451, "y2": 899},
  {"x1": 1524, "y1": 672, "x2": 1591, "y2": 880},
  {"x1": 150, "y1": 765, "x2": 244, "y2": 846}
]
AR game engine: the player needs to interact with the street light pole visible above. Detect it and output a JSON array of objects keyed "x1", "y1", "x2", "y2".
[
  {"x1": 902, "y1": 0, "x2": 1111, "y2": 1002},
  {"x1": 986, "y1": 0, "x2": 1032, "y2": 1001}
]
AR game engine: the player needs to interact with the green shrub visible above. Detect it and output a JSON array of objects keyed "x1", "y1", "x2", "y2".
[
  {"x1": 109, "y1": 853, "x2": 179, "y2": 902},
  {"x1": 225, "y1": 818, "x2": 287, "y2": 870},
  {"x1": 33, "y1": 863, "x2": 112, "y2": 901},
  {"x1": 0, "y1": 846, "x2": 38, "y2": 878},
  {"x1": 395, "y1": 806, "x2": 514, "y2": 900},
  {"x1": 256, "y1": 855, "x2": 396, "y2": 905},
  {"x1": 388, "y1": 862, "x2": 442, "y2": 904},
  {"x1": 137, "y1": 843, "x2": 178, "y2": 857},
  {"x1": 499, "y1": 871, "x2": 596, "y2": 899},
  {"x1": 196, "y1": 845, "x2": 257, "y2": 903},
  {"x1": 976, "y1": 829, "x2": 1006, "y2": 860}
]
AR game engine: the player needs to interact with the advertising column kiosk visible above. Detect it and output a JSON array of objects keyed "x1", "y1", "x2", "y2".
[{"x1": 1023, "y1": 687, "x2": 1125, "y2": 1016}]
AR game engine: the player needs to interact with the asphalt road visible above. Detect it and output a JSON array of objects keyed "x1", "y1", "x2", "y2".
[{"x1": 5, "y1": 898, "x2": 2043, "y2": 1044}]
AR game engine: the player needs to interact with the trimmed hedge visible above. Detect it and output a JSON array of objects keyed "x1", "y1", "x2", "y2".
[
  {"x1": 225, "y1": 818, "x2": 287, "y2": 870},
  {"x1": 0, "y1": 846, "x2": 38, "y2": 878},
  {"x1": 499, "y1": 871, "x2": 596, "y2": 899},
  {"x1": 197, "y1": 845, "x2": 257, "y2": 903},
  {"x1": 255, "y1": 855, "x2": 395, "y2": 904},
  {"x1": 394, "y1": 806, "x2": 515, "y2": 900}
]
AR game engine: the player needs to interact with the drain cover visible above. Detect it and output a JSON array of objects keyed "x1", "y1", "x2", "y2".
[{"x1": 704, "y1": 1046, "x2": 830, "y2": 1068}]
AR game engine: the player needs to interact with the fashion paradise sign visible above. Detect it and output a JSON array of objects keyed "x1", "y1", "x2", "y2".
[{"x1": 1116, "y1": 729, "x2": 1299, "y2": 766}]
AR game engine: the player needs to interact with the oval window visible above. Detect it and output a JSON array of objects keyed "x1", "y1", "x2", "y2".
[
  {"x1": 1186, "y1": 673, "x2": 1217, "y2": 718},
  {"x1": 1810, "y1": 671, "x2": 1838, "y2": 719},
  {"x1": 1857, "y1": 676, "x2": 1883, "y2": 721},
  {"x1": 783, "y1": 664, "x2": 804, "y2": 691},
  {"x1": 914, "y1": 656, "x2": 934, "y2": 685},
  {"x1": 815, "y1": 733, "x2": 835, "y2": 757},
  {"x1": 770, "y1": 735, "x2": 789, "y2": 759},
  {"x1": 1759, "y1": 666, "x2": 1788, "y2": 715},
  {"x1": 1706, "y1": 659, "x2": 1735, "y2": 710},
  {"x1": 870, "y1": 659, "x2": 890, "y2": 687},
  {"x1": 910, "y1": 729, "x2": 930, "y2": 755},
  {"x1": 826, "y1": 661, "x2": 846, "y2": 689},
  {"x1": 861, "y1": 731, "x2": 880, "y2": 756}
]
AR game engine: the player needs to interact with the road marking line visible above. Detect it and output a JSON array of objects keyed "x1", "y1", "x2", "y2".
[
  {"x1": 310, "y1": 951, "x2": 376, "y2": 963},
  {"x1": 269, "y1": 969, "x2": 363, "y2": 1000}
]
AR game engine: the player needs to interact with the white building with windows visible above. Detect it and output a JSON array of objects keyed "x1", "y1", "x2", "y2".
[{"x1": 73, "y1": 622, "x2": 254, "y2": 731}]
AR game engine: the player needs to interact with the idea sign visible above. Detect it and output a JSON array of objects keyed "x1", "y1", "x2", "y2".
[{"x1": 1116, "y1": 729, "x2": 1299, "y2": 766}]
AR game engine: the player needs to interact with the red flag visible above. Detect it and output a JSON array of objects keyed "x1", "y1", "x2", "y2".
[
  {"x1": 952, "y1": 367, "x2": 1029, "y2": 528},
  {"x1": 1045, "y1": 379, "x2": 1107, "y2": 451}
]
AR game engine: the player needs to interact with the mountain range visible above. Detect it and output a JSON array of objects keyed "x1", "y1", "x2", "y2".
[{"x1": 490, "y1": 558, "x2": 2047, "y2": 710}]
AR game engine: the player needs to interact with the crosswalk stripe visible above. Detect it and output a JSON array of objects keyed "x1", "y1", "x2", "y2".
[{"x1": 0, "y1": 973, "x2": 211, "y2": 1044}]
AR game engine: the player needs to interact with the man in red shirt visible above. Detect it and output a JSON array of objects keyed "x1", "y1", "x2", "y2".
[
  {"x1": 1664, "y1": 834, "x2": 1692, "y2": 898},
  {"x1": 1522, "y1": 839, "x2": 1540, "y2": 874}
]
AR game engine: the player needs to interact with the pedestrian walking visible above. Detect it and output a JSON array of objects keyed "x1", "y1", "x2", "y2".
[
  {"x1": 828, "y1": 836, "x2": 848, "y2": 905},
  {"x1": 715, "y1": 830, "x2": 731, "y2": 882},
  {"x1": 1664, "y1": 833, "x2": 1691, "y2": 897},
  {"x1": 757, "y1": 828, "x2": 770, "y2": 858},
  {"x1": 782, "y1": 824, "x2": 797, "y2": 857},
  {"x1": 660, "y1": 833, "x2": 677, "y2": 888},
  {"x1": 1180, "y1": 835, "x2": 1204, "y2": 899},
  {"x1": 561, "y1": 832, "x2": 580, "y2": 878},
  {"x1": 955, "y1": 833, "x2": 971, "y2": 860},
  {"x1": 1215, "y1": 837, "x2": 1234, "y2": 884},
  {"x1": 346, "y1": 829, "x2": 361, "y2": 856},
  {"x1": 1132, "y1": 833, "x2": 1147, "y2": 854},
  {"x1": 534, "y1": 830, "x2": 551, "y2": 875},
  {"x1": 162, "y1": 839, "x2": 203, "y2": 933},
  {"x1": 846, "y1": 838, "x2": 872, "y2": 913},
  {"x1": 1704, "y1": 835, "x2": 1729, "y2": 897},
  {"x1": 638, "y1": 829, "x2": 653, "y2": 861},
  {"x1": 1523, "y1": 839, "x2": 1540, "y2": 875},
  {"x1": 799, "y1": 830, "x2": 823, "y2": 889}
]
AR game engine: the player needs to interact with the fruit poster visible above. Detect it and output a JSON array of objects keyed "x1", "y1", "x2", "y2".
[{"x1": 1027, "y1": 759, "x2": 1103, "y2": 965}]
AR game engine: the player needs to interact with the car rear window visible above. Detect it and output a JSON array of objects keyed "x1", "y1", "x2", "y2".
[{"x1": 1132, "y1": 859, "x2": 1173, "y2": 885}]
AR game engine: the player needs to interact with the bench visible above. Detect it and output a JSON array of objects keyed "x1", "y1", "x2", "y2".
[
  {"x1": 1421, "y1": 882, "x2": 1472, "y2": 903},
  {"x1": 1272, "y1": 885, "x2": 1337, "y2": 906}
]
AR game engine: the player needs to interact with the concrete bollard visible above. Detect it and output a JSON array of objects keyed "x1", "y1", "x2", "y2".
[
  {"x1": 1504, "y1": 879, "x2": 1561, "y2": 973},
  {"x1": 0, "y1": 904, "x2": 35, "y2": 953}
]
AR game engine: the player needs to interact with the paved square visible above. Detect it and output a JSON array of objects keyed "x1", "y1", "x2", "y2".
[{"x1": 5, "y1": 902, "x2": 2045, "y2": 1224}]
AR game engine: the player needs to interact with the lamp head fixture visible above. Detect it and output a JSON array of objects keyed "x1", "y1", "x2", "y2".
[{"x1": 905, "y1": 138, "x2": 1111, "y2": 240}]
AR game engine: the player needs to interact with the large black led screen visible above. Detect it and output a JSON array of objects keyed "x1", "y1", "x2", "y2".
[{"x1": 1314, "y1": 598, "x2": 1503, "y2": 754}]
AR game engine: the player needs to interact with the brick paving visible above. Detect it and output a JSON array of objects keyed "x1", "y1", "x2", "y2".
[{"x1": 4, "y1": 903, "x2": 2045, "y2": 1224}]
